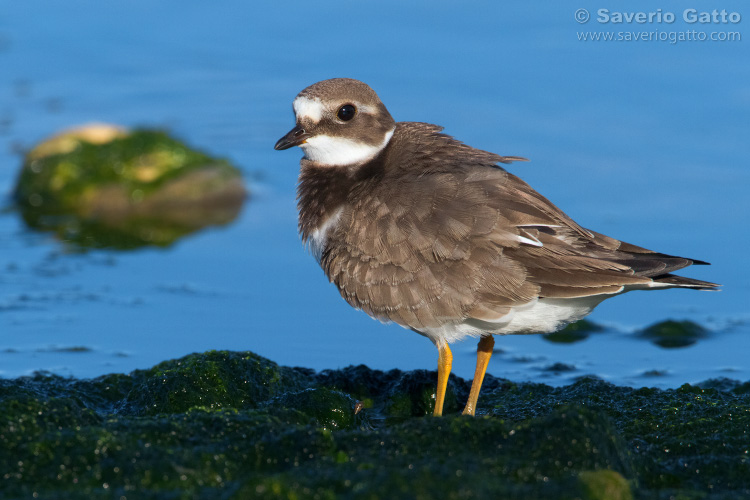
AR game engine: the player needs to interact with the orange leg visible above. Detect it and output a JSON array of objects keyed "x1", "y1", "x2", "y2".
[
  {"x1": 462, "y1": 335, "x2": 495, "y2": 416},
  {"x1": 433, "y1": 341, "x2": 453, "y2": 416}
]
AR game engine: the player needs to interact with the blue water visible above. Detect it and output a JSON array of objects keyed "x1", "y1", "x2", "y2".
[{"x1": 1, "y1": 2, "x2": 748, "y2": 386}]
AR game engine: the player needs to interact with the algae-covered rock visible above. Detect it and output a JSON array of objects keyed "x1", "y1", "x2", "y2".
[
  {"x1": 543, "y1": 319, "x2": 605, "y2": 344},
  {"x1": 316, "y1": 364, "x2": 467, "y2": 419},
  {"x1": 265, "y1": 387, "x2": 369, "y2": 430},
  {"x1": 13, "y1": 123, "x2": 246, "y2": 249},
  {"x1": 1, "y1": 350, "x2": 748, "y2": 499},
  {"x1": 638, "y1": 319, "x2": 709, "y2": 348},
  {"x1": 578, "y1": 470, "x2": 633, "y2": 500},
  {"x1": 121, "y1": 350, "x2": 312, "y2": 416},
  {"x1": 383, "y1": 368, "x2": 462, "y2": 418}
]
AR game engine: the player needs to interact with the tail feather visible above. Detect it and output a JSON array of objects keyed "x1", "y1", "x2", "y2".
[{"x1": 653, "y1": 274, "x2": 720, "y2": 290}]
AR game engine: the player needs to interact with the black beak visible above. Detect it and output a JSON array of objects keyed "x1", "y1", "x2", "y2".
[{"x1": 274, "y1": 124, "x2": 310, "y2": 150}]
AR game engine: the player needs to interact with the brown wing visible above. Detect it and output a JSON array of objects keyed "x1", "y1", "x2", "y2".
[{"x1": 320, "y1": 123, "x2": 717, "y2": 331}]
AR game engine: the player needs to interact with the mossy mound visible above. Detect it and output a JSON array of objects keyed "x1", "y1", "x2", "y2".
[
  {"x1": 638, "y1": 319, "x2": 709, "y2": 348},
  {"x1": 1, "y1": 350, "x2": 748, "y2": 499},
  {"x1": 13, "y1": 124, "x2": 246, "y2": 249},
  {"x1": 543, "y1": 319, "x2": 605, "y2": 344}
]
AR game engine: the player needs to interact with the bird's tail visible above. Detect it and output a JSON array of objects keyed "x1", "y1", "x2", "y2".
[{"x1": 653, "y1": 274, "x2": 721, "y2": 290}]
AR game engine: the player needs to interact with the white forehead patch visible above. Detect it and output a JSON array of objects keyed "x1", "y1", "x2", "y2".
[
  {"x1": 293, "y1": 96, "x2": 324, "y2": 123},
  {"x1": 300, "y1": 128, "x2": 394, "y2": 166}
]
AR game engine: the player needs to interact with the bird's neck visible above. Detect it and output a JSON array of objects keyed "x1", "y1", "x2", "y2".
[{"x1": 296, "y1": 135, "x2": 393, "y2": 242}]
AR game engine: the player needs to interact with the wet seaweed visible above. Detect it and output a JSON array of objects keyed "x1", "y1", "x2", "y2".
[{"x1": 1, "y1": 350, "x2": 748, "y2": 499}]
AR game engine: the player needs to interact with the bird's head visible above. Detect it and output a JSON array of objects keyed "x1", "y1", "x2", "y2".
[{"x1": 274, "y1": 78, "x2": 396, "y2": 167}]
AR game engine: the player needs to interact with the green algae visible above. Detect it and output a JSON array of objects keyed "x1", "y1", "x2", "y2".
[
  {"x1": 13, "y1": 126, "x2": 246, "y2": 249},
  {"x1": 639, "y1": 319, "x2": 709, "y2": 348},
  {"x1": 121, "y1": 350, "x2": 311, "y2": 416},
  {"x1": 578, "y1": 470, "x2": 633, "y2": 500},
  {"x1": 17, "y1": 129, "x2": 220, "y2": 208},
  {"x1": 265, "y1": 388, "x2": 368, "y2": 430},
  {"x1": 543, "y1": 319, "x2": 605, "y2": 344},
  {"x1": 1, "y1": 350, "x2": 748, "y2": 499}
]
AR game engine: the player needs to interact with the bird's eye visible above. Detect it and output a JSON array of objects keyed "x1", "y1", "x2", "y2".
[{"x1": 337, "y1": 104, "x2": 356, "y2": 122}]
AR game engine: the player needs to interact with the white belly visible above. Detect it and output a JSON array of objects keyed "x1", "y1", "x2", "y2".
[{"x1": 418, "y1": 295, "x2": 613, "y2": 345}]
